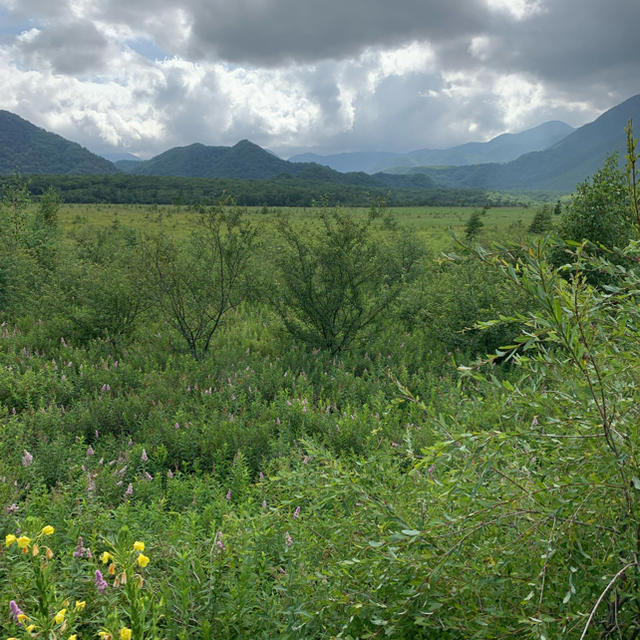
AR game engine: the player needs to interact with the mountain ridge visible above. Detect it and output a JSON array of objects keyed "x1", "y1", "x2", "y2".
[
  {"x1": 289, "y1": 120, "x2": 575, "y2": 173},
  {"x1": 0, "y1": 111, "x2": 119, "y2": 175}
]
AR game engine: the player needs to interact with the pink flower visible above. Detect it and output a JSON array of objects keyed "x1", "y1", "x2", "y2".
[
  {"x1": 124, "y1": 483, "x2": 133, "y2": 497},
  {"x1": 293, "y1": 506, "x2": 300, "y2": 519},
  {"x1": 167, "y1": 469, "x2": 174, "y2": 479},
  {"x1": 9, "y1": 600, "x2": 24, "y2": 622},
  {"x1": 141, "y1": 448, "x2": 148, "y2": 463},
  {"x1": 225, "y1": 489, "x2": 231, "y2": 501},
  {"x1": 87, "y1": 445, "x2": 94, "y2": 456},
  {"x1": 21, "y1": 450, "x2": 33, "y2": 466},
  {"x1": 95, "y1": 569, "x2": 107, "y2": 593},
  {"x1": 285, "y1": 531, "x2": 293, "y2": 546},
  {"x1": 259, "y1": 471, "x2": 264, "y2": 481}
]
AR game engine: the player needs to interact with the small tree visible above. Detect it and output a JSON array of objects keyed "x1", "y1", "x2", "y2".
[
  {"x1": 557, "y1": 154, "x2": 631, "y2": 249},
  {"x1": 464, "y1": 209, "x2": 484, "y2": 241},
  {"x1": 271, "y1": 201, "x2": 423, "y2": 354},
  {"x1": 528, "y1": 204, "x2": 553, "y2": 233},
  {"x1": 144, "y1": 201, "x2": 256, "y2": 359}
]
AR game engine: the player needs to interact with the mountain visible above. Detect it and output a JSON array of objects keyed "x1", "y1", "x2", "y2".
[
  {"x1": 116, "y1": 138, "x2": 439, "y2": 189},
  {"x1": 0, "y1": 111, "x2": 119, "y2": 175},
  {"x1": 100, "y1": 151, "x2": 141, "y2": 163},
  {"x1": 409, "y1": 93, "x2": 640, "y2": 192},
  {"x1": 121, "y1": 140, "x2": 298, "y2": 179},
  {"x1": 289, "y1": 121, "x2": 574, "y2": 173},
  {"x1": 288, "y1": 151, "x2": 400, "y2": 174}
]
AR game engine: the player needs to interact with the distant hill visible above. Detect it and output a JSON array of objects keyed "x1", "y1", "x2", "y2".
[
  {"x1": 409, "y1": 94, "x2": 640, "y2": 192},
  {"x1": 0, "y1": 111, "x2": 118, "y2": 175},
  {"x1": 289, "y1": 121, "x2": 574, "y2": 173},
  {"x1": 117, "y1": 138, "x2": 439, "y2": 190},
  {"x1": 121, "y1": 140, "x2": 299, "y2": 179},
  {"x1": 101, "y1": 151, "x2": 141, "y2": 163}
]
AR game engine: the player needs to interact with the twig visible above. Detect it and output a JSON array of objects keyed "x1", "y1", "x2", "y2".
[{"x1": 579, "y1": 562, "x2": 636, "y2": 640}]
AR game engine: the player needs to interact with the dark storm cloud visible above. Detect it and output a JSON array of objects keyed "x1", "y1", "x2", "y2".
[
  {"x1": 184, "y1": 0, "x2": 492, "y2": 66},
  {"x1": 15, "y1": 19, "x2": 111, "y2": 74}
]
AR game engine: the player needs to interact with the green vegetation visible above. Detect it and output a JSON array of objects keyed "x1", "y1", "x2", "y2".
[
  {"x1": 0, "y1": 111, "x2": 117, "y2": 175},
  {"x1": 2, "y1": 128, "x2": 640, "y2": 639}
]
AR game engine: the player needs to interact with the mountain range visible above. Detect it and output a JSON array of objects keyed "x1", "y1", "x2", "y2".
[
  {"x1": 0, "y1": 110, "x2": 118, "y2": 175},
  {"x1": 289, "y1": 120, "x2": 575, "y2": 173},
  {"x1": 0, "y1": 94, "x2": 638, "y2": 194},
  {"x1": 407, "y1": 93, "x2": 640, "y2": 192}
]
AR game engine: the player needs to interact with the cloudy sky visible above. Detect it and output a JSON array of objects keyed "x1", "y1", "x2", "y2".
[{"x1": 0, "y1": 0, "x2": 637, "y2": 159}]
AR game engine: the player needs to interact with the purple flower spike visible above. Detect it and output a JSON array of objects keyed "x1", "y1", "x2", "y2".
[
  {"x1": 95, "y1": 569, "x2": 107, "y2": 593},
  {"x1": 10, "y1": 600, "x2": 24, "y2": 622}
]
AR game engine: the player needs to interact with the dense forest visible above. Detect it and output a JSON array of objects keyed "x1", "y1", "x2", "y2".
[
  {"x1": 2, "y1": 172, "x2": 511, "y2": 208},
  {"x1": 1, "y1": 128, "x2": 640, "y2": 639}
]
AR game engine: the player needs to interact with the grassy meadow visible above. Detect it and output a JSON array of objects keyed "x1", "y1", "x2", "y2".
[{"x1": 2, "y1": 187, "x2": 639, "y2": 639}]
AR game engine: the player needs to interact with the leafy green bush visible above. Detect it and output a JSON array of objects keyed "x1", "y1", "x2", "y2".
[{"x1": 271, "y1": 202, "x2": 423, "y2": 354}]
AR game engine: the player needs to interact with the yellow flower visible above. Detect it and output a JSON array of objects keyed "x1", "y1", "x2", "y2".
[
  {"x1": 26, "y1": 625, "x2": 36, "y2": 633},
  {"x1": 41, "y1": 525, "x2": 54, "y2": 536},
  {"x1": 69, "y1": 635, "x2": 78, "y2": 640},
  {"x1": 98, "y1": 633, "x2": 112, "y2": 640},
  {"x1": 17, "y1": 535, "x2": 31, "y2": 549},
  {"x1": 119, "y1": 628, "x2": 132, "y2": 640},
  {"x1": 133, "y1": 540, "x2": 145, "y2": 552},
  {"x1": 136, "y1": 553, "x2": 150, "y2": 568},
  {"x1": 108, "y1": 562, "x2": 116, "y2": 575},
  {"x1": 7, "y1": 637, "x2": 19, "y2": 640},
  {"x1": 100, "y1": 551, "x2": 112, "y2": 564},
  {"x1": 5, "y1": 533, "x2": 17, "y2": 547},
  {"x1": 17, "y1": 614, "x2": 27, "y2": 623},
  {"x1": 53, "y1": 608, "x2": 66, "y2": 624},
  {"x1": 75, "y1": 600, "x2": 86, "y2": 611}
]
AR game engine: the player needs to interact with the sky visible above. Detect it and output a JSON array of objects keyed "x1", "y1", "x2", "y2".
[{"x1": 0, "y1": 0, "x2": 637, "y2": 159}]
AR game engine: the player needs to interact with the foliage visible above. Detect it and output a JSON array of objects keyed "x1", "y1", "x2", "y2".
[
  {"x1": 271, "y1": 201, "x2": 423, "y2": 354},
  {"x1": 143, "y1": 200, "x2": 257, "y2": 359},
  {"x1": 528, "y1": 203, "x2": 553, "y2": 233},
  {"x1": 556, "y1": 154, "x2": 631, "y2": 248},
  {"x1": 464, "y1": 208, "x2": 484, "y2": 240}
]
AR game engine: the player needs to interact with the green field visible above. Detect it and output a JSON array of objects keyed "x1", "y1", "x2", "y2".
[
  {"x1": 2, "y1": 179, "x2": 638, "y2": 638},
  {"x1": 60, "y1": 203, "x2": 539, "y2": 251}
]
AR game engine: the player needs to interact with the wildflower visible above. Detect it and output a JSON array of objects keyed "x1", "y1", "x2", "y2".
[
  {"x1": 141, "y1": 448, "x2": 148, "y2": 462},
  {"x1": 258, "y1": 471, "x2": 264, "y2": 481},
  {"x1": 120, "y1": 628, "x2": 132, "y2": 640},
  {"x1": 87, "y1": 445, "x2": 95, "y2": 456},
  {"x1": 137, "y1": 553, "x2": 150, "y2": 568},
  {"x1": 133, "y1": 540, "x2": 145, "y2": 552},
  {"x1": 69, "y1": 635, "x2": 78, "y2": 640},
  {"x1": 101, "y1": 551, "x2": 112, "y2": 564},
  {"x1": 167, "y1": 469, "x2": 174, "y2": 479},
  {"x1": 215, "y1": 531, "x2": 225, "y2": 551},
  {"x1": 45, "y1": 547, "x2": 54, "y2": 560},
  {"x1": 53, "y1": 608, "x2": 66, "y2": 624},
  {"x1": 95, "y1": 569, "x2": 108, "y2": 593},
  {"x1": 531, "y1": 415, "x2": 539, "y2": 426},
  {"x1": 225, "y1": 488, "x2": 231, "y2": 501},
  {"x1": 22, "y1": 450, "x2": 33, "y2": 466},
  {"x1": 293, "y1": 506, "x2": 300, "y2": 519},
  {"x1": 124, "y1": 483, "x2": 133, "y2": 497},
  {"x1": 144, "y1": 471, "x2": 153, "y2": 481},
  {"x1": 75, "y1": 600, "x2": 86, "y2": 611},
  {"x1": 17, "y1": 535, "x2": 31, "y2": 550},
  {"x1": 285, "y1": 531, "x2": 293, "y2": 546},
  {"x1": 5, "y1": 533, "x2": 16, "y2": 547},
  {"x1": 108, "y1": 562, "x2": 116, "y2": 575},
  {"x1": 6, "y1": 503, "x2": 18, "y2": 514},
  {"x1": 26, "y1": 624, "x2": 36, "y2": 632},
  {"x1": 98, "y1": 632, "x2": 111, "y2": 639},
  {"x1": 9, "y1": 600, "x2": 24, "y2": 622},
  {"x1": 41, "y1": 525, "x2": 54, "y2": 536}
]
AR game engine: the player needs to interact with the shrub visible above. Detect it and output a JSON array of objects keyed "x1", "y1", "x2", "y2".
[{"x1": 271, "y1": 201, "x2": 423, "y2": 354}]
